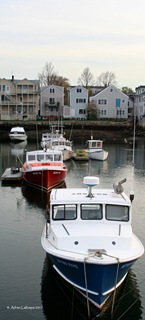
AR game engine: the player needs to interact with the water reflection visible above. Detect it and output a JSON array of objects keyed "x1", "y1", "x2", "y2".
[
  {"x1": 41, "y1": 256, "x2": 142, "y2": 320},
  {"x1": 10, "y1": 141, "x2": 27, "y2": 156},
  {"x1": 21, "y1": 184, "x2": 50, "y2": 209},
  {"x1": 21, "y1": 181, "x2": 66, "y2": 210}
]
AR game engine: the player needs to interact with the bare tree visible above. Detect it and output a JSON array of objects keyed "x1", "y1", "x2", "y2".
[
  {"x1": 38, "y1": 62, "x2": 70, "y2": 87},
  {"x1": 78, "y1": 67, "x2": 95, "y2": 88},
  {"x1": 96, "y1": 71, "x2": 117, "y2": 86}
]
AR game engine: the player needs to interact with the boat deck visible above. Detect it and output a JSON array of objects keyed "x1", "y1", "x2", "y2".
[{"x1": 72, "y1": 149, "x2": 89, "y2": 162}]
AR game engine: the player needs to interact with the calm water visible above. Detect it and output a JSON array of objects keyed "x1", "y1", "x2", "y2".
[{"x1": 0, "y1": 140, "x2": 145, "y2": 320}]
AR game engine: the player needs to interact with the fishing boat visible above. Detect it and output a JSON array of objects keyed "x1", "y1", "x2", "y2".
[
  {"x1": 41, "y1": 176, "x2": 144, "y2": 310},
  {"x1": 21, "y1": 149, "x2": 67, "y2": 192},
  {"x1": 9, "y1": 126, "x2": 27, "y2": 142},
  {"x1": 41, "y1": 126, "x2": 73, "y2": 161},
  {"x1": 86, "y1": 139, "x2": 108, "y2": 161}
]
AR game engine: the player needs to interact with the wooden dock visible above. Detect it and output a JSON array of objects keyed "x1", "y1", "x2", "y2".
[{"x1": 1, "y1": 167, "x2": 23, "y2": 183}]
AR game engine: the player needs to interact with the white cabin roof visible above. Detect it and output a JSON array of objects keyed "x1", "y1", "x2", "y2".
[
  {"x1": 51, "y1": 187, "x2": 131, "y2": 206},
  {"x1": 10, "y1": 127, "x2": 25, "y2": 133}
]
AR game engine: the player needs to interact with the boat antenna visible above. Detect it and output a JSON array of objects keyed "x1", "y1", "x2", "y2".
[
  {"x1": 132, "y1": 98, "x2": 136, "y2": 166},
  {"x1": 130, "y1": 96, "x2": 135, "y2": 201},
  {"x1": 69, "y1": 122, "x2": 73, "y2": 140},
  {"x1": 36, "y1": 122, "x2": 39, "y2": 150},
  {"x1": 91, "y1": 130, "x2": 93, "y2": 140}
]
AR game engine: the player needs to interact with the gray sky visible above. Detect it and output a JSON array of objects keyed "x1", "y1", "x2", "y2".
[{"x1": 1, "y1": 0, "x2": 145, "y2": 89}]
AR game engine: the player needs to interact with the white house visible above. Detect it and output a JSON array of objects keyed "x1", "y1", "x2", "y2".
[
  {"x1": 40, "y1": 85, "x2": 64, "y2": 120},
  {"x1": 89, "y1": 84, "x2": 129, "y2": 119},
  {"x1": 134, "y1": 85, "x2": 145, "y2": 118},
  {"x1": 69, "y1": 85, "x2": 88, "y2": 119}
]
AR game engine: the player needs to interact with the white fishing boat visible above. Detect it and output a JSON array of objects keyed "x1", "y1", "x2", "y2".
[
  {"x1": 41, "y1": 126, "x2": 73, "y2": 161},
  {"x1": 41, "y1": 176, "x2": 144, "y2": 310},
  {"x1": 9, "y1": 126, "x2": 27, "y2": 142},
  {"x1": 86, "y1": 139, "x2": 108, "y2": 161}
]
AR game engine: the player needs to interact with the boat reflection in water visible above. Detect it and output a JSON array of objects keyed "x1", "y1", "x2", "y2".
[
  {"x1": 41, "y1": 255, "x2": 142, "y2": 320},
  {"x1": 10, "y1": 141, "x2": 27, "y2": 156},
  {"x1": 21, "y1": 181, "x2": 67, "y2": 210}
]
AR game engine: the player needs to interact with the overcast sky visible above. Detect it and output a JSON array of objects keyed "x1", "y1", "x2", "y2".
[{"x1": 1, "y1": 0, "x2": 145, "y2": 89}]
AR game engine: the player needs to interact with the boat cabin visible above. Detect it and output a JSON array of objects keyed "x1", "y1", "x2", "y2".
[
  {"x1": 47, "y1": 180, "x2": 132, "y2": 253},
  {"x1": 87, "y1": 139, "x2": 103, "y2": 149},
  {"x1": 52, "y1": 139, "x2": 72, "y2": 148},
  {"x1": 50, "y1": 190, "x2": 130, "y2": 223},
  {"x1": 26, "y1": 150, "x2": 63, "y2": 163}
]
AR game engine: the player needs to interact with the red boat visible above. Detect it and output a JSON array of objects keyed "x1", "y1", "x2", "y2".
[{"x1": 21, "y1": 149, "x2": 67, "y2": 192}]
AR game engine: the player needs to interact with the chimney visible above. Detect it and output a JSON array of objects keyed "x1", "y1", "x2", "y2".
[{"x1": 12, "y1": 75, "x2": 14, "y2": 81}]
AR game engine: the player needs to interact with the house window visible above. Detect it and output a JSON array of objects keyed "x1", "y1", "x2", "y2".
[
  {"x1": 50, "y1": 88, "x2": 55, "y2": 93},
  {"x1": 122, "y1": 100, "x2": 125, "y2": 103},
  {"x1": 23, "y1": 106, "x2": 27, "y2": 114},
  {"x1": 29, "y1": 106, "x2": 33, "y2": 115},
  {"x1": 79, "y1": 109, "x2": 86, "y2": 114},
  {"x1": 77, "y1": 88, "x2": 82, "y2": 93},
  {"x1": 117, "y1": 109, "x2": 125, "y2": 116},
  {"x1": 17, "y1": 106, "x2": 22, "y2": 114},
  {"x1": 49, "y1": 98, "x2": 55, "y2": 104},
  {"x1": 110, "y1": 88, "x2": 113, "y2": 92},
  {"x1": 76, "y1": 98, "x2": 86, "y2": 103},
  {"x1": 99, "y1": 110, "x2": 107, "y2": 115},
  {"x1": 98, "y1": 99, "x2": 107, "y2": 105}
]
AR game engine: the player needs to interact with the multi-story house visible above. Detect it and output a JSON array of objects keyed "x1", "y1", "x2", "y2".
[
  {"x1": 89, "y1": 84, "x2": 129, "y2": 119},
  {"x1": 40, "y1": 85, "x2": 64, "y2": 120},
  {"x1": 134, "y1": 85, "x2": 145, "y2": 118},
  {"x1": 0, "y1": 76, "x2": 40, "y2": 120},
  {"x1": 69, "y1": 85, "x2": 88, "y2": 119}
]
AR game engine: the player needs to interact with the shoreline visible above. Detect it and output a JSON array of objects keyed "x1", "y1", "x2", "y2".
[{"x1": 0, "y1": 120, "x2": 145, "y2": 143}]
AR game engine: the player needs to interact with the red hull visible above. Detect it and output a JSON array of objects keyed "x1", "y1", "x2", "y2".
[{"x1": 23, "y1": 168, "x2": 67, "y2": 192}]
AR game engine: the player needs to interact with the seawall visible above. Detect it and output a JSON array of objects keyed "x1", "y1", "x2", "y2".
[{"x1": 1, "y1": 120, "x2": 145, "y2": 143}]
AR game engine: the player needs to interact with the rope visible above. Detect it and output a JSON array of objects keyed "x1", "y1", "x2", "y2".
[
  {"x1": 83, "y1": 250, "x2": 120, "y2": 320},
  {"x1": 111, "y1": 257, "x2": 120, "y2": 318},
  {"x1": 84, "y1": 256, "x2": 91, "y2": 319}
]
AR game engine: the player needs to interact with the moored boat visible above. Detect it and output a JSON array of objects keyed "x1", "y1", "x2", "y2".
[
  {"x1": 86, "y1": 139, "x2": 108, "y2": 161},
  {"x1": 72, "y1": 149, "x2": 89, "y2": 161},
  {"x1": 9, "y1": 126, "x2": 27, "y2": 142},
  {"x1": 41, "y1": 126, "x2": 73, "y2": 161},
  {"x1": 41, "y1": 176, "x2": 144, "y2": 309},
  {"x1": 21, "y1": 149, "x2": 67, "y2": 192}
]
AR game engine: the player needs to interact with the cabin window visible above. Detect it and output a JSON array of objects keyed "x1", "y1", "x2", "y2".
[
  {"x1": 54, "y1": 154, "x2": 61, "y2": 161},
  {"x1": 28, "y1": 155, "x2": 35, "y2": 161},
  {"x1": 45, "y1": 154, "x2": 53, "y2": 161},
  {"x1": 81, "y1": 204, "x2": 102, "y2": 220},
  {"x1": 37, "y1": 154, "x2": 44, "y2": 161},
  {"x1": 91, "y1": 141, "x2": 97, "y2": 148},
  {"x1": 52, "y1": 141, "x2": 58, "y2": 146},
  {"x1": 106, "y1": 205, "x2": 129, "y2": 221},
  {"x1": 52, "y1": 204, "x2": 77, "y2": 220}
]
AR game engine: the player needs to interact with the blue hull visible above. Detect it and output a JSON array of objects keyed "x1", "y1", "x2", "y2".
[{"x1": 47, "y1": 253, "x2": 136, "y2": 308}]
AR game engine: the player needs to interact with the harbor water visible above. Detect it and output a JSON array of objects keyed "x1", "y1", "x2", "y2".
[{"x1": 0, "y1": 140, "x2": 145, "y2": 320}]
